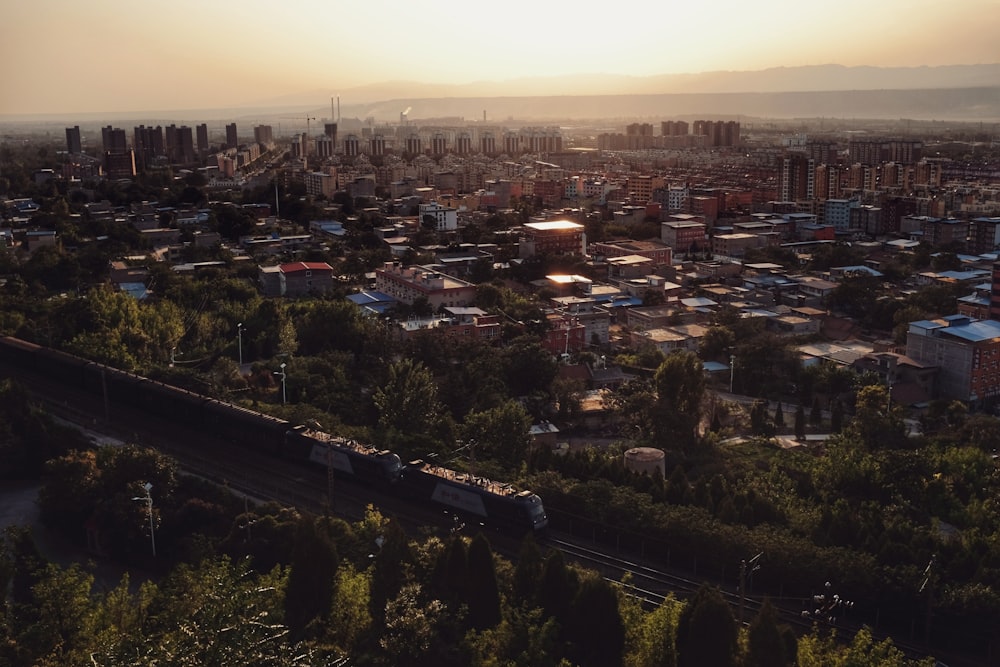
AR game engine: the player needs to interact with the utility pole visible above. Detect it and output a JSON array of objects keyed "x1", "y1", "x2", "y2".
[
  {"x1": 920, "y1": 555, "x2": 935, "y2": 644},
  {"x1": 739, "y1": 551, "x2": 763, "y2": 623},
  {"x1": 327, "y1": 438, "x2": 335, "y2": 512}
]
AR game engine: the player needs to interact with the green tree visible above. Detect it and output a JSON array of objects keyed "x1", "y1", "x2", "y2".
[
  {"x1": 373, "y1": 358, "x2": 448, "y2": 454},
  {"x1": 502, "y1": 337, "x2": 559, "y2": 397},
  {"x1": 13, "y1": 562, "x2": 97, "y2": 664},
  {"x1": 109, "y1": 557, "x2": 318, "y2": 666},
  {"x1": 538, "y1": 550, "x2": 578, "y2": 625},
  {"x1": 511, "y1": 534, "x2": 544, "y2": 608},
  {"x1": 653, "y1": 351, "x2": 706, "y2": 449},
  {"x1": 851, "y1": 385, "x2": 905, "y2": 449},
  {"x1": 464, "y1": 533, "x2": 502, "y2": 631},
  {"x1": 462, "y1": 400, "x2": 532, "y2": 468},
  {"x1": 325, "y1": 563, "x2": 372, "y2": 653},
  {"x1": 566, "y1": 575, "x2": 625, "y2": 667},
  {"x1": 745, "y1": 598, "x2": 790, "y2": 667},
  {"x1": 380, "y1": 583, "x2": 448, "y2": 667},
  {"x1": 795, "y1": 403, "x2": 806, "y2": 440},
  {"x1": 606, "y1": 379, "x2": 659, "y2": 441},
  {"x1": 676, "y1": 585, "x2": 738, "y2": 667},
  {"x1": 284, "y1": 515, "x2": 339, "y2": 639},
  {"x1": 622, "y1": 592, "x2": 681, "y2": 667},
  {"x1": 698, "y1": 325, "x2": 736, "y2": 361}
]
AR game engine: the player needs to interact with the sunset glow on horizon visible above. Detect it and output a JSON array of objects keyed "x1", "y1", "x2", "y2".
[{"x1": 4, "y1": 0, "x2": 999, "y2": 115}]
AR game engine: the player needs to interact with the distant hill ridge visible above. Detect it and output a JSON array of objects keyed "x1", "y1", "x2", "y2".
[
  {"x1": 4, "y1": 65, "x2": 998, "y2": 123},
  {"x1": 326, "y1": 64, "x2": 1000, "y2": 102},
  {"x1": 253, "y1": 63, "x2": 1000, "y2": 122}
]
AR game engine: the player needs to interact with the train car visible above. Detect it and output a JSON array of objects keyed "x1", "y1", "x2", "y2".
[
  {"x1": 201, "y1": 399, "x2": 290, "y2": 454},
  {"x1": 34, "y1": 345, "x2": 93, "y2": 389},
  {"x1": 398, "y1": 460, "x2": 548, "y2": 534},
  {"x1": 284, "y1": 425, "x2": 402, "y2": 486},
  {"x1": 94, "y1": 365, "x2": 147, "y2": 406},
  {"x1": 127, "y1": 377, "x2": 213, "y2": 425},
  {"x1": 0, "y1": 336, "x2": 42, "y2": 370}
]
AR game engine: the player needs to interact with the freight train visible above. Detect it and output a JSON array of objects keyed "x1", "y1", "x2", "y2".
[{"x1": 0, "y1": 336, "x2": 548, "y2": 534}]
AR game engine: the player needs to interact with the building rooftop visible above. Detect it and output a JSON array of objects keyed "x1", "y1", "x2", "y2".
[
  {"x1": 524, "y1": 219, "x2": 584, "y2": 231},
  {"x1": 910, "y1": 316, "x2": 1000, "y2": 343}
]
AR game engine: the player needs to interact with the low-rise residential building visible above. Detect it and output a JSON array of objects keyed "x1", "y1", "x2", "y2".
[
  {"x1": 543, "y1": 314, "x2": 588, "y2": 356},
  {"x1": 589, "y1": 239, "x2": 673, "y2": 267},
  {"x1": 375, "y1": 262, "x2": 477, "y2": 309},
  {"x1": 441, "y1": 306, "x2": 502, "y2": 342},
  {"x1": 661, "y1": 220, "x2": 706, "y2": 253},
  {"x1": 279, "y1": 261, "x2": 335, "y2": 296},
  {"x1": 419, "y1": 201, "x2": 458, "y2": 232},
  {"x1": 906, "y1": 315, "x2": 1000, "y2": 404},
  {"x1": 549, "y1": 296, "x2": 611, "y2": 346},
  {"x1": 519, "y1": 219, "x2": 586, "y2": 257}
]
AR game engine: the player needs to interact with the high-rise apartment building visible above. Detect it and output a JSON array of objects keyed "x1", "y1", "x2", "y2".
[
  {"x1": 343, "y1": 134, "x2": 360, "y2": 157},
  {"x1": 133, "y1": 125, "x2": 164, "y2": 171},
  {"x1": 254, "y1": 125, "x2": 274, "y2": 146},
  {"x1": 849, "y1": 140, "x2": 884, "y2": 165},
  {"x1": 847, "y1": 139, "x2": 921, "y2": 165},
  {"x1": 503, "y1": 132, "x2": 520, "y2": 155},
  {"x1": 480, "y1": 132, "x2": 496, "y2": 155},
  {"x1": 779, "y1": 154, "x2": 815, "y2": 201},
  {"x1": 101, "y1": 126, "x2": 128, "y2": 154},
  {"x1": 814, "y1": 164, "x2": 843, "y2": 200},
  {"x1": 404, "y1": 134, "x2": 422, "y2": 155},
  {"x1": 661, "y1": 120, "x2": 689, "y2": 136},
  {"x1": 806, "y1": 141, "x2": 838, "y2": 164},
  {"x1": 225, "y1": 123, "x2": 238, "y2": 149},
  {"x1": 315, "y1": 135, "x2": 334, "y2": 158},
  {"x1": 65, "y1": 126, "x2": 82, "y2": 154},
  {"x1": 431, "y1": 133, "x2": 447, "y2": 155},
  {"x1": 692, "y1": 120, "x2": 740, "y2": 147},
  {"x1": 848, "y1": 164, "x2": 878, "y2": 191},
  {"x1": 196, "y1": 124, "x2": 209, "y2": 154},
  {"x1": 164, "y1": 125, "x2": 195, "y2": 164},
  {"x1": 970, "y1": 217, "x2": 1000, "y2": 255}
]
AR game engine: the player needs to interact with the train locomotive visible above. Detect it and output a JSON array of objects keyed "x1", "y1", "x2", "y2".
[
  {"x1": 0, "y1": 336, "x2": 548, "y2": 534},
  {"x1": 398, "y1": 459, "x2": 549, "y2": 533}
]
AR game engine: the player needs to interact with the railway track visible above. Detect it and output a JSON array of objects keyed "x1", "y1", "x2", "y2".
[{"x1": 1, "y1": 361, "x2": 980, "y2": 665}]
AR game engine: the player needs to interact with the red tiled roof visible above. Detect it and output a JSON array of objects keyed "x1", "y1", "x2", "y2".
[{"x1": 279, "y1": 262, "x2": 333, "y2": 273}]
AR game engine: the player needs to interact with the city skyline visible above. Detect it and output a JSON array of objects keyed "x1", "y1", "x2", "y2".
[{"x1": 4, "y1": 0, "x2": 1000, "y2": 116}]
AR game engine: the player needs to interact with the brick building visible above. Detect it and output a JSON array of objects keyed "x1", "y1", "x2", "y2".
[
  {"x1": 375, "y1": 262, "x2": 477, "y2": 309},
  {"x1": 518, "y1": 220, "x2": 586, "y2": 258}
]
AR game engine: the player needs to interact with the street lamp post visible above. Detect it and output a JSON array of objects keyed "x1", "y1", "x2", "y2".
[
  {"x1": 273, "y1": 363, "x2": 287, "y2": 404},
  {"x1": 237, "y1": 322, "x2": 244, "y2": 367},
  {"x1": 131, "y1": 482, "x2": 156, "y2": 557}
]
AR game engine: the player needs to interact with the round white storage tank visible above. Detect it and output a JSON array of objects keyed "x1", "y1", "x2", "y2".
[{"x1": 624, "y1": 447, "x2": 665, "y2": 478}]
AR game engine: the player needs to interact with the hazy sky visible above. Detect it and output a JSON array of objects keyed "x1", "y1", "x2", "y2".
[{"x1": 4, "y1": 0, "x2": 999, "y2": 115}]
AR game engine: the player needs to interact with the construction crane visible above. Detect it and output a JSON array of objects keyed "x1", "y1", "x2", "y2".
[{"x1": 276, "y1": 115, "x2": 317, "y2": 137}]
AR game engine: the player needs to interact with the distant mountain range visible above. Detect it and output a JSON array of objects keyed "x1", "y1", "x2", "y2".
[
  {"x1": 246, "y1": 64, "x2": 1000, "y2": 123},
  {"x1": 322, "y1": 64, "x2": 1000, "y2": 103},
  {"x1": 4, "y1": 64, "x2": 999, "y2": 124}
]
